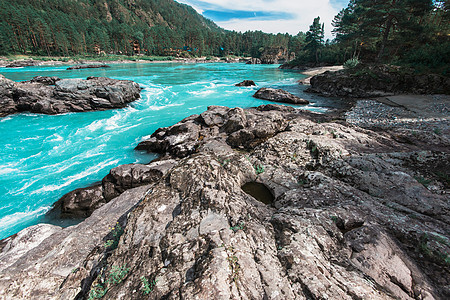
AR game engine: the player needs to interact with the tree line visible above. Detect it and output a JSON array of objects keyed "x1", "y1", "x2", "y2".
[
  {"x1": 0, "y1": 0, "x2": 296, "y2": 58},
  {"x1": 1, "y1": 0, "x2": 448, "y2": 74},
  {"x1": 294, "y1": 0, "x2": 450, "y2": 74}
]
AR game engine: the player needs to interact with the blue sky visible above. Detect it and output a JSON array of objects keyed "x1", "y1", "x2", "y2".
[{"x1": 176, "y1": 0, "x2": 350, "y2": 38}]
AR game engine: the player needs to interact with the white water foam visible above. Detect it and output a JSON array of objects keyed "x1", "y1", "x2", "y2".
[
  {"x1": 10, "y1": 178, "x2": 40, "y2": 195},
  {"x1": 0, "y1": 206, "x2": 50, "y2": 232},
  {"x1": 0, "y1": 167, "x2": 19, "y2": 176},
  {"x1": 187, "y1": 90, "x2": 215, "y2": 97},
  {"x1": 31, "y1": 159, "x2": 120, "y2": 194},
  {"x1": 147, "y1": 102, "x2": 184, "y2": 111}
]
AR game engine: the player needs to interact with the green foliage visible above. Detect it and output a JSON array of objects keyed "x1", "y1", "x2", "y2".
[
  {"x1": 398, "y1": 41, "x2": 450, "y2": 75},
  {"x1": 289, "y1": 0, "x2": 449, "y2": 73},
  {"x1": 230, "y1": 222, "x2": 245, "y2": 232},
  {"x1": 103, "y1": 240, "x2": 113, "y2": 248},
  {"x1": 414, "y1": 176, "x2": 432, "y2": 187},
  {"x1": 305, "y1": 17, "x2": 325, "y2": 63},
  {"x1": 419, "y1": 233, "x2": 450, "y2": 266},
  {"x1": 0, "y1": 0, "x2": 297, "y2": 57},
  {"x1": 253, "y1": 164, "x2": 265, "y2": 175},
  {"x1": 87, "y1": 264, "x2": 130, "y2": 299},
  {"x1": 108, "y1": 265, "x2": 130, "y2": 285},
  {"x1": 104, "y1": 222, "x2": 124, "y2": 251},
  {"x1": 141, "y1": 276, "x2": 158, "y2": 295},
  {"x1": 88, "y1": 284, "x2": 107, "y2": 300},
  {"x1": 343, "y1": 57, "x2": 360, "y2": 69},
  {"x1": 225, "y1": 245, "x2": 240, "y2": 283}
]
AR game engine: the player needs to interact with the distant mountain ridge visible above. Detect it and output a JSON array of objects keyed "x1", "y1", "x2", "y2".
[{"x1": 0, "y1": 0, "x2": 293, "y2": 57}]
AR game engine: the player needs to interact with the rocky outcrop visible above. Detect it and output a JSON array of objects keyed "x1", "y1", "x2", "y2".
[
  {"x1": 0, "y1": 104, "x2": 449, "y2": 299},
  {"x1": 247, "y1": 48, "x2": 295, "y2": 65},
  {"x1": 246, "y1": 58, "x2": 261, "y2": 64},
  {"x1": 0, "y1": 75, "x2": 141, "y2": 117},
  {"x1": 52, "y1": 160, "x2": 176, "y2": 217},
  {"x1": 260, "y1": 47, "x2": 295, "y2": 64},
  {"x1": 67, "y1": 64, "x2": 111, "y2": 70},
  {"x1": 5, "y1": 59, "x2": 39, "y2": 68},
  {"x1": 307, "y1": 65, "x2": 450, "y2": 97},
  {"x1": 235, "y1": 80, "x2": 256, "y2": 87},
  {"x1": 253, "y1": 87, "x2": 309, "y2": 104}
]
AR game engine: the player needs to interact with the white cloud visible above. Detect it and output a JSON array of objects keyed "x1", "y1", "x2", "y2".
[{"x1": 176, "y1": 0, "x2": 344, "y2": 39}]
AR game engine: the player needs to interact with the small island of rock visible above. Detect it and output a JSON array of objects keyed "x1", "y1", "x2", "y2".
[
  {"x1": 0, "y1": 75, "x2": 141, "y2": 117},
  {"x1": 253, "y1": 87, "x2": 309, "y2": 104}
]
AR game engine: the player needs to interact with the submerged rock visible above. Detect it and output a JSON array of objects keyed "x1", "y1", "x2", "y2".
[
  {"x1": 67, "y1": 64, "x2": 111, "y2": 70},
  {"x1": 235, "y1": 80, "x2": 256, "y2": 87},
  {"x1": 0, "y1": 104, "x2": 449, "y2": 299},
  {"x1": 253, "y1": 87, "x2": 309, "y2": 104},
  {"x1": 0, "y1": 75, "x2": 141, "y2": 117}
]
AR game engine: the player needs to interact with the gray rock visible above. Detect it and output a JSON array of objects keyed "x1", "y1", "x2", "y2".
[
  {"x1": 0, "y1": 76, "x2": 141, "y2": 117},
  {"x1": 51, "y1": 160, "x2": 176, "y2": 217},
  {"x1": 246, "y1": 58, "x2": 261, "y2": 64},
  {"x1": 0, "y1": 185, "x2": 150, "y2": 299},
  {"x1": 1, "y1": 104, "x2": 449, "y2": 299},
  {"x1": 235, "y1": 80, "x2": 256, "y2": 87},
  {"x1": 67, "y1": 64, "x2": 111, "y2": 70},
  {"x1": 5, "y1": 59, "x2": 39, "y2": 68},
  {"x1": 253, "y1": 87, "x2": 309, "y2": 104}
]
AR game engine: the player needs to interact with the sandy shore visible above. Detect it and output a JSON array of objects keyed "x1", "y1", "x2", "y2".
[{"x1": 299, "y1": 65, "x2": 344, "y2": 85}]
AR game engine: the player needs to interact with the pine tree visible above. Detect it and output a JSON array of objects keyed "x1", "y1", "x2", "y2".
[{"x1": 305, "y1": 17, "x2": 324, "y2": 64}]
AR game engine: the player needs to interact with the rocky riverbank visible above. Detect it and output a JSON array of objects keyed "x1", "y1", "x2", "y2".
[
  {"x1": 0, "y1": 75, "x2": 141, "y2": 116},
  {"x1": 0, "y1": 97, "x2": 448, "y2": 299},
  {"x1": 306, "y1": 65, "x2": 450, "y2": 98}
]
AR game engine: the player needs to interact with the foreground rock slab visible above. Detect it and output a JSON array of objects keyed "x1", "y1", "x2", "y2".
[
  {"x1": 0, "y1": 104, "x2": 448, "y2": 299},
  {"x1": 253, "y1": 87, "x2": 309, "y2": 104},
  {"x1": 0, "y1": 75, "x2": 141, "y2": 117}
]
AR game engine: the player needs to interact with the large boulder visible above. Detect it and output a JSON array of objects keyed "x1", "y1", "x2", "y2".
[
  {"x1": 0, "y1": 76, "x2": 141, "y2": 117},
  {"x1": 253, "y1": 87, "x2": 309, "y2": 104},
  {"x1": 5, "y1": 59, "x2": 39, "y2": 68}
]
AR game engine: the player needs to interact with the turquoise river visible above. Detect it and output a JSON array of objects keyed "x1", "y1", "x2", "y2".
[{"x1": 0, "y1": 62, "x2": 328, "y2": 239}]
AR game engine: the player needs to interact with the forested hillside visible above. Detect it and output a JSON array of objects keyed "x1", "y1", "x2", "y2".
[{"x1": 0, "y1": 0, "x2": 296, "y2": 57}]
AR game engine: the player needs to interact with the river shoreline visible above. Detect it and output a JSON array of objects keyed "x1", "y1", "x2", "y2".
[{"x1": 0, "y1": 56, "x2": 250, "y2": 68}]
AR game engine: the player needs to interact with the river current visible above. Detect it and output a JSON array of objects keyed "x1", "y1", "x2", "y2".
[{"x1": 0, "y1": 62, "x2": 326, "y2": 239}]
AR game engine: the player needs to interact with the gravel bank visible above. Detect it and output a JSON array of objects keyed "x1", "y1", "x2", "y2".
[{"x1": 346, "y1": 95, "x2": 450, "y2": 149}]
